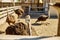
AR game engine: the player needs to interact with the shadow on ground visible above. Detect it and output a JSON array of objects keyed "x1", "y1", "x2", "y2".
[
  {"x1": 32, "y1": 23, "x2": 42, "y2": 26},
  {"x1": 32, "y1": 23, "x2": 50, "y2": 26}
]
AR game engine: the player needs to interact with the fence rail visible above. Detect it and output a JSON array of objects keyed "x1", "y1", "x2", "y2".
[{"x1": 0, "y1": 6, "x2": 21, "y2": 25}]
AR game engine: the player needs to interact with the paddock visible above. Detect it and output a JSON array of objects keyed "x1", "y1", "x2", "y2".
[{"x1": 0, "y1": 5, "x2": 59, "y2": 39}]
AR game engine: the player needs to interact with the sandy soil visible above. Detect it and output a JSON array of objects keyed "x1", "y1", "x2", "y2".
[
  {"x1": 0, "y1": 19, "x2": 58, "y2": 36},
  {"x1": 0, "y1": 6, "x2": 59, "y2": 36}
]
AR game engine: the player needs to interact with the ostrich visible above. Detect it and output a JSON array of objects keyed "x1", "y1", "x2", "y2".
[
  {"x1": 14, "y1": 8, "x2": 24, "y2": 18},
  {"x1": 5, "y1": 22, "x2": 29, "y2": 35},
  {"x1": 6, "y1": 13, "x2": 16, "y2": 25},
  {"x1": 35, "y1": 15, "x2": 48, "y2": 23}
]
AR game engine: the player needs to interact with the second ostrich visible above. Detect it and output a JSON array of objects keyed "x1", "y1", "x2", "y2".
[
  {"x1": 14, "y1": 8, "x2": 24, "y2": 18},
  {"x1": 35, "y1": 15, "x2": 48, "y2": 23}
]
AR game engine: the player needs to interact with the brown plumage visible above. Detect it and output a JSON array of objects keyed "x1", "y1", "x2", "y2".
[
  {"x1": 19, "y1": 8, "x2": 24, "y2": 13},
  {"x1": 6, "y1": 14, "x2": 15, "y2": 25},
  {"x1": 35, "y1": 15, "x2": 48, "y2": 23},
  {"x1": 5, "y1": 22, "x2": 29, "y2": 35},
  {"x1": 14, "y1": 8, "x2": 24, "y2": 18}
]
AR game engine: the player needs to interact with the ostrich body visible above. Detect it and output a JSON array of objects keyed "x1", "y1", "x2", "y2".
[
  {"x1": 6, "y1": 14, "x2": 15, "y2": 25},
  {"x1": 6, "y1": 22, "x2": 29, "y2": 35},
  {"x1": 35, "y1": 15, "x2": 48, "y2": 23}
]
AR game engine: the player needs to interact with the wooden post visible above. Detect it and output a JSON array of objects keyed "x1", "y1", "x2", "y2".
[
  {"x1": 0, "y1": 0, "x2": 2, "y2": 7},
  {"x1": 43, "y1": 0, "x2": 49, "y2": 15},
  {"x1": 12, "y1": 0, "x2": 15, "y2": 6},
  {"x1": 6, "y1": 6, "x2": 9, "y2": 15},
  {"x1": 57, "y1": 13, "x2": 60, "y2": 36},
  {"x1": 56, "y1": 7, "x2": 60, "y2": 36},
  {"x1": 48, "y1": 6, "x2": 50, "y2": 18},
  {"x1": 29, "y1": 5, "x2": 31, "y2": 15},
  {"x1": 37, "y1": 0, "x2": 39, "y2": 11},
  {"x1": 12, "y1": 0, "x2": 15, "y2": 10},
  {"x1": 25, "y1": 15, "x2": 32, "y2": 36},
  {"x1": 53, "y1": 6, "x2": 60, "y2": 36}
]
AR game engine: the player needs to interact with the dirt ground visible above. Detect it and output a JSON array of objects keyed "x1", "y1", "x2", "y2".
[
  {"x1": 0, "y1": 5, "x2": 59, "y2": 36},
  {"x1": 0, "y1": 18, "x2": 58, "y2": 36}
]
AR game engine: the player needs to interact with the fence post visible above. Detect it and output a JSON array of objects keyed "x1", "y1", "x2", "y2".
[
  {"x1": 6, "y1": 6, "x2": 9, "y2": 14},
  {"x1": 29, "y1": 5, "x2": 31, "y2": 15}
]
